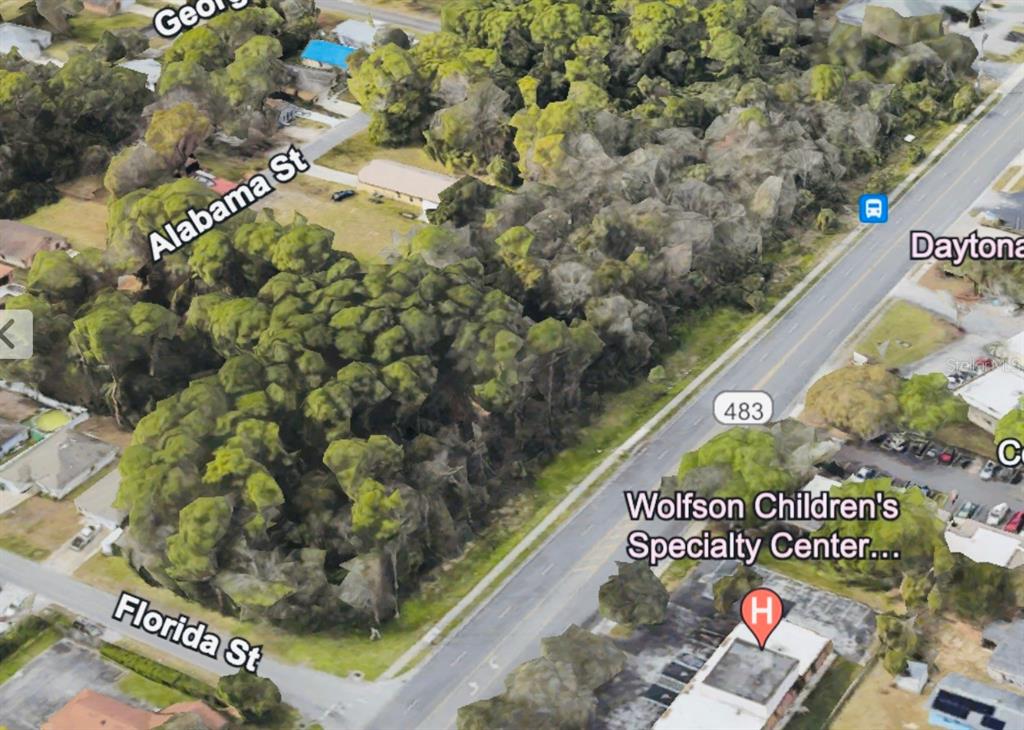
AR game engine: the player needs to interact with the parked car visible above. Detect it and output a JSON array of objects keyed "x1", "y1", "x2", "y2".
[
  {"x1": 980, "y1": 460, "x2": 997, "y2": 480},
  {"x1": 851, "y1": 466, "x2": 878, "y2": 483},
  {"x1": 938, "y1": 449, "x2": 955, "y2": 465},
  {"x1": 70, "y1": 525, "x2": 98, "y2": 551},
  {"x1": 331, "y1": 189, "x2": 356, "y2": 202},
  {"x1": 908, "y1": 484, "x2": 933, "y2": 497},
  {"x1": 955, "y1": 501, "x2": 980, "y2": 520},
  {"x1": 1004, "y1": 510, "x2": 1024, "y2": 534},
  {"x1": 882, "y1": 434, "x2": 908, "y2": 452},
  {"x1": 986, "y1": 503, "x2": 1010, "y2": 526}
]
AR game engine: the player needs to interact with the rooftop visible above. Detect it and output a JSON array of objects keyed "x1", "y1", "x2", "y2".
[
  {"x1": 945, "y1": 520, "x2": 1024, "y2": 568},
  {"x1": 957, "y1": 365, "x2": 1024, "y2": 421},
  {"x1": 43, "y1": 690, "x2": 165, "y2": 730},
  {"x1": 929, "y1": 673, "x2": 1024, "y2": 728},
  {"x1": 334, "y1": 19, "x2": 378, "y2": 48},
  {"x1": 0, "y1": 23, "x2": 52, "y2": 56},
  {"x1": 0, "y1": 220, "x2": 69, "y2": 267},
  {"x1": 74, "y1": 468, "x2": 126, "y2": 526},
  {"x1": 653, "y1": 620, "x2": 831, "y2": 730},
  {"x1": 301, "y1": 40, "x2": 356, "y2": 70},
  {"x1": 0, "y1": 429, "x2": 117, "y2": 496},
  {"x1": 357, "y1": 159, "x2": 459, "y2": 205},
  {"x1": 837, "y1": 0, "x2": 982, "y2": 25},
  {"x1": 703, "y1": 641, "x2": 799, "y2": 704},
  {"x1": 982, "y1": 619, "x2": 1024, "y2": 682}
]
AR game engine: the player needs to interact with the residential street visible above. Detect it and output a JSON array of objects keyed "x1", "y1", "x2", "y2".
[
  {"x1": 373, "y1": 75, "x2": 1024, "y2": 730},
  {"x1": 0, "y1": 549, "x2": 395, "y2": 729},
  {"x1": 316, "y1": 0, "x2": 441, "y2": 33}
]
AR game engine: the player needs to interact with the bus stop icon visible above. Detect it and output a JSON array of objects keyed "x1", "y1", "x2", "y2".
[{"x1": 859, "y1": 193, "x2": 888, "y2": 223}]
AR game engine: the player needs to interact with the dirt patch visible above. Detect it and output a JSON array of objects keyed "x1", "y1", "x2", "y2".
[
  {"x1": 0, "y1": 495, "x2": 82, "y2": 561},
  {"x1": 0, "y1": 391, "x2": 41, "y2": 423},
  {"x1": 77, "y1": 417, "x2": 132, "y2": 449},
  {"x1": 832, "y1": 617, "x2": 996, "y2": 730},
  {"x1": 918, "y1": 263, "x2": 978, "y2": 300}
]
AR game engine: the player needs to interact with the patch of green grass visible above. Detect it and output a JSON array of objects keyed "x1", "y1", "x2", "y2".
[
  {"x1": 21, "y1": 195, "x2": 109, "y2": 250},
  {"x1": 0, "y1": 626, "x2": 61, "y2": 684},
  {"x1": 936, "y1": 421, "x2": 996, "y2": 459},
  {"x1": 318, "y1": 131, "x2": 450, "y2": 175},
  {"x1": 786, "y1": 657, "x2": 860, "y2": 730},
  {"x1": 0, "y1": 535, "x2": 49, "y2": 561},
  {"x1": 70, "y1": 10, "x2": 150, "y2": 44},
  {"x1": 856, "y1": 300, "x2": 960, "y2": 368},
  {"x1": 660, "y1": 558, "x2": 697, "y2": 592},
  {"x1": 758, "y1": 557, "x2": 898, "y2": 613},
  {"x1": 118, "y1": 673, "x2": 191, "y2": 708}
]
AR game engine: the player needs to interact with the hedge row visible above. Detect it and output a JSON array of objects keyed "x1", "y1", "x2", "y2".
[
  {"x1": 100, "y1": 643, "x2": 221, "y2": 707},
  {"x1": 0, "y1": 616, "x2": 52, "y2": 663}
]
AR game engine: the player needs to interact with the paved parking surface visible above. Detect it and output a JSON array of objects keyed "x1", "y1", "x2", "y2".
[
  {"x1": 0, "y1": 639, "x2": 134, "y2": 730},
  {"x1": 839, "y1": 443, "x2": 1024, "y2": 517}
]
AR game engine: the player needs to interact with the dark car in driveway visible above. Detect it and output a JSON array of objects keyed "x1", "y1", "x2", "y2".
[{"x1": 331, "y1": 189, "x2": 355, "y2": 202}]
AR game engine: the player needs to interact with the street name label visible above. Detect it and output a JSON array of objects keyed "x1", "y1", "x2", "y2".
[
  {"x1": 154, "y1": 0, "x2": 250, "y2": 39},
  {"x1": 910, "y1": 230, "x2": 1024, "y2": 266},
  {"x1": 113, "y1": 591, "x2": 264, "y2": 672},
  {"x1": 149, "y1": 145, "x2": 310, "y2": 263}
]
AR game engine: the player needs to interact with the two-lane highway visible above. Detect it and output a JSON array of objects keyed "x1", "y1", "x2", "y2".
[{"x1": 374, "y1": 75, "x2": 1024, "y2": 730}]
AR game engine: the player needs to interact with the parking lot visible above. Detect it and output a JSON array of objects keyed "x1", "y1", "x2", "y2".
[
  {"x1": 594, "y1": 560, "x2": 876, "y2": 730},
  {"x1": 0, "y1": 639, "x2": 136, "y2": 730},
  {"x1": 838, "y1": 441, "x2": 1024, "y2": 522}
]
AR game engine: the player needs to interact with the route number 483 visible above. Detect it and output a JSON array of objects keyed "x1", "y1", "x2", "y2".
[{"x1": 713, "y1": 391, "x2": 773, "y2": 425}]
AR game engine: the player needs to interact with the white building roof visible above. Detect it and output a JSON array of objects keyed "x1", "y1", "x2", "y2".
[
  {"x1": 653, "y1": 620, "x2": 831, "y2": 730},
  {"x1": 838, "y1": 0, "x2": 981, "y2": 25},
  {"x1": 789, "y1": 475, "x2": 841, "y2": 532},
  {"x1": 0, "y1": 23, "x2": 51, "y2": 59},
  {"x1": 74, "y1": 468, "x2": 126, "y2": 528},
  {"x1": 945, "y1": 521, "x2": 1024, "y2": 568},
  {"x1": 357, "y1": 159, "x2": 458, "y2": 205},
  {"x1": 118, "y1": 58, "x2": 162, "y2": 90},
  {"x1": 333, "y1": 19, "x2": 378, "y2": 48},
  {"x1": 957, "y1": 366, "x2": 1024, "y2": 422}
]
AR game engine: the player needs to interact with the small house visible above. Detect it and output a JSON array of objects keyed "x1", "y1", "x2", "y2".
[
  {"x1": 0, "y1": 23, "x2": 52, "y2": 61},
  {"x1": 118, "y1": 58, "x2": 162, "y2": 91},
  {"x1": 0, "y1": 418, "x2": 29, "y2": 458},
  {"x1": 300, "y1": 40, "x2": 356, "y2": 71},
  {"x1": 0, "y1": 220, "x2": 70, "y2": 269},
  {"x1": 356, "y1": 159, "x2": 458, "y2": 216},
  {"x1": 74, "y1": 469, "x2": 126, "y2": 530},
  {"x1": 0, "y1": 430, "x2": 117, "y2": 498},
  {"x1": 334, "y1": 19, "x2": 378, "y2": 49}
]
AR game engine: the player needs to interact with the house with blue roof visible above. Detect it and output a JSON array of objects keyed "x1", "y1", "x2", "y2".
[{"x1": 301, "y1": 40, "x2": 356, "y2": 71}]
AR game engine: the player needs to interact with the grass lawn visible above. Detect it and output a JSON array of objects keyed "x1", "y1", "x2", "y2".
[
  {"x1": 660, "y1": 558, "x2": 697, "y2": 592},
  {"x1": 70, "y1": 10, "x2": 151, "y2": 44},
  {"x1": 936, "y1": 421, "x2": 996, "y2": 459},
  {"x1": 758, "y1": 556, "x2": 900, "y2": 614},
  {"x1": 786, "y1": 657, "x2": 860, "y2": 730},
  {"x1": 261, "y1": 175, "x2": 423, "y2": 260},
  {"x1": 855, "y1": 300, "x2": 960, "y2": 368},
  {"x1": 0, "y1": 494, "x2": 84, "y2": 561},
  {"x1": 118, "y1": 673, "x2": 191, "y2": 708},
  {"x1": 21, "y1": 195, "x2": 109, "y2": 250},
  {"x1": 318, "y1": 131, "x2": 449, "y2": 175},
  {"x1": 0, "y1": 625, "x2": 61, "y2": 684}
]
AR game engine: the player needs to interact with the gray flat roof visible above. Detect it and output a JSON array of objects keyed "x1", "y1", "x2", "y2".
[
  {"x1": 702, "y1": 640, "x2": 799, "y2": 704},
  {"x1": 930, "y1": 673, "x2": 1024, "y2": 727}
]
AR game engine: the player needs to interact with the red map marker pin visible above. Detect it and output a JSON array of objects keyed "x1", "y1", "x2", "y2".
[{"x1": 740, "y1": 587, "x2": 784, "y2": 650}]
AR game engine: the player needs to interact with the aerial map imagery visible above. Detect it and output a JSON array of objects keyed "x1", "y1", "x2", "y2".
[{"x1": 3, "y1": 0, "x2": 1024, "y2": 728}]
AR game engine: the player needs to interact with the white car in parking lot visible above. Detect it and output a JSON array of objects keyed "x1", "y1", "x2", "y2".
[{"x1": 986, "y1": 502, "x2": 1009, "y2": 526}]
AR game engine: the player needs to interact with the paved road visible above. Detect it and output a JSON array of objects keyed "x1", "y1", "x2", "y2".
[
  {"x1": 0, "y1": 549, "x2": 392, "y2": 728},
  {"x1": 300, "y1": 111, "x2": 370, "y2": 162},
  {"x1": 373, "y1": 76, "x2": 1024, "y2": 730},
  {"x1": 317, "y1": 0, "x2": 441, "y2": 33}
]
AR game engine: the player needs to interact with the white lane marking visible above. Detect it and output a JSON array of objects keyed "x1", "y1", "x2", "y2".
[{"x1": 450, "y1": 651, "x2": 466, "y2": 666}]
